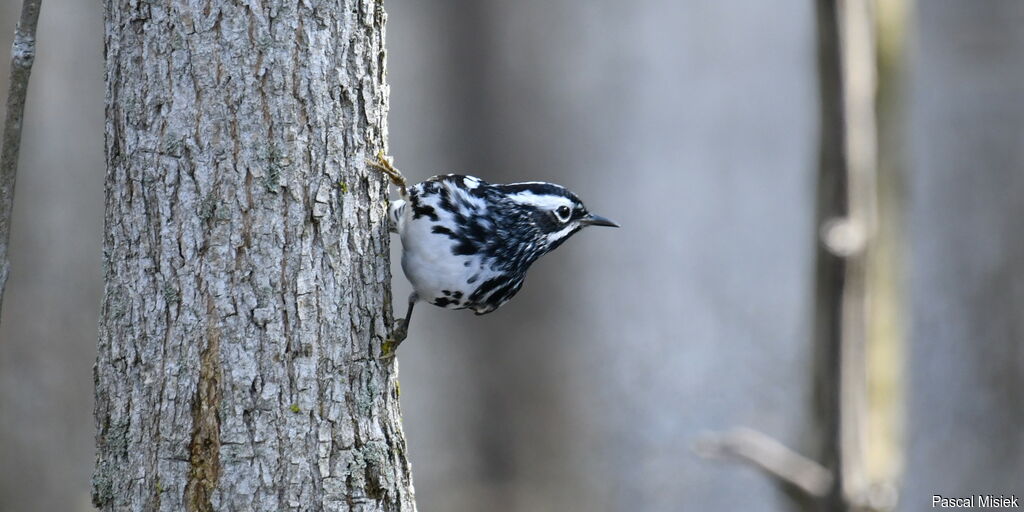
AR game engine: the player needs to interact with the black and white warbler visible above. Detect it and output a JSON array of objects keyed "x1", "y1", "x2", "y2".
[{"x1": 369, "y1": 153, "x2": 618, "y2": 352}]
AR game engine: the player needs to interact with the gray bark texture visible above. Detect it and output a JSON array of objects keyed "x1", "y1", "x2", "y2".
[{"x1": 93, "y1": 1, "x2": 416, "y2": 511}]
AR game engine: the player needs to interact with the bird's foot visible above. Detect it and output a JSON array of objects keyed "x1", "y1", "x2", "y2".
[
  {"x1": 368, "y1": 151, "x2": 408, "y2": 196},
  {"x1": 379, "y1": 318, "x2": 409, "y2": 360}
]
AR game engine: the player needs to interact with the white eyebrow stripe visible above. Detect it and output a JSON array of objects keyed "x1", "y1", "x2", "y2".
[{"x1": 506, "y1": 191, "x2": 573, "y2": 210}]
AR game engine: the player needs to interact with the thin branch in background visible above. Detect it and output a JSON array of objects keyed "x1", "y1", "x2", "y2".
[{"x1": 0, "y1": 0, "x2": 43, "y2": 318}]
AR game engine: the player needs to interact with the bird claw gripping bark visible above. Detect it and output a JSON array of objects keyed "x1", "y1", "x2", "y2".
[
  {"x1": 368, "y1": 151, "x2": 408, "y2": 198},
  {"x1": 370, "y1": 152, "x2": 414, "y2": 359}
]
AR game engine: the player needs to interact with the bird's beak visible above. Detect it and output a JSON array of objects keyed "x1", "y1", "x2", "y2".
[{"x1": 582, "y1": 213, "x2": 620, "y2": 228}]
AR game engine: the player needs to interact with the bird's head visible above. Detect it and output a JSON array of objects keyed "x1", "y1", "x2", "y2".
[{"x1": 497, "y1": 182, "x2": 619, "y2": 253}]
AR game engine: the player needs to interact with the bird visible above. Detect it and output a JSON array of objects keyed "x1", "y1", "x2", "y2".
[{"x1": 368, "y1": 152, "x2": 618, "y2": 354}]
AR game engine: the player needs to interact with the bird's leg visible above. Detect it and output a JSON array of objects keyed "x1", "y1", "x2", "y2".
[
  {"x1": 381, "y1": 292, "x2": 417, "y2": 359},
  {"x1": 367, "y1": 150, "x2": 408, "y2": 198},
  {"x1": 394, "y1": 295, "x2": 416, "y2": 345}
]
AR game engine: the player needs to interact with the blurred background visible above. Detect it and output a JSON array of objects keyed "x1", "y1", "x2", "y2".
[{"x1": 1, "y1": 0, "x2": 1022, "y2": 511}]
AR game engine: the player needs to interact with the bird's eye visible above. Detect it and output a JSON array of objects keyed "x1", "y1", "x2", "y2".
[{"x1": 555, "y1": 205, "x2": 572, "y2": 222}]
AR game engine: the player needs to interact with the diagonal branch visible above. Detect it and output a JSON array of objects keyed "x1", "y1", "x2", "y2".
[
  {"x1": 695, "y1": 427, "x2": 834, "y2": 499},
  {"x1": 0, "y1": 0, "x2": 42, "y2": 318}
]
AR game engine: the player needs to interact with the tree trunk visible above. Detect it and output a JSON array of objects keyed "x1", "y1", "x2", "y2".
[{"x1": 93, "y1": 1, "x2": 415, "y2": 511}]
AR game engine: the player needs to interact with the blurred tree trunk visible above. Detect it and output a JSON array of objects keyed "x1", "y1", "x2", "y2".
[
  {"x1": 93, "y1": 1, "x2": 416, "y2": 511},
  {"x1": 810, "y1": 0, "x2": 849, "y2": 503},
  {"x1": 812, "y1": 0, "x2": 879, "y2": 510}
]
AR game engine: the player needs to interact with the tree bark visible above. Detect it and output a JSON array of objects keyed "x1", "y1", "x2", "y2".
[{"x1": 93, "y1": 1, "x2": 415, "y2": 511}]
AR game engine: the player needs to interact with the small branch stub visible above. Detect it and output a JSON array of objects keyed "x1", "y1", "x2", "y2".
[{"x1": 821, "y1": 217, "x2": 867, "y2": 258}]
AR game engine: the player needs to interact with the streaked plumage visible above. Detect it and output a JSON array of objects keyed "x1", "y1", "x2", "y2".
[{"x1": 371, "y1": 155, "x2": 618, "y2": 352}]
